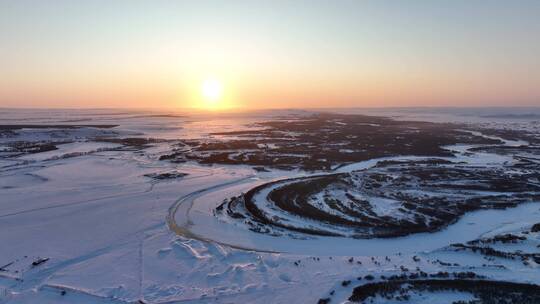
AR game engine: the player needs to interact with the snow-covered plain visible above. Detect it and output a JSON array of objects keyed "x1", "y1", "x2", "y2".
[{"x1": 0, "y1": 108, "x2": 539, "y2": 304}]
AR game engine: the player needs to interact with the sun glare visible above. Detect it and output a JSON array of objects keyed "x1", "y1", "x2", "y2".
[{"x1": 201, "y1": 78, "x2": 223, "y2": 108}]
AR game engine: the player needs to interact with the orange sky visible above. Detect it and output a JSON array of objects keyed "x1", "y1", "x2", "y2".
[{"x1": 1, "y1": 1, "x2": 539, "y2": 109}]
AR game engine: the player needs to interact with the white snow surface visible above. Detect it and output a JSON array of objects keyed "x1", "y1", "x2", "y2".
[{"x1": 0, "y1": 108, "x2": 539, "y2": 304}]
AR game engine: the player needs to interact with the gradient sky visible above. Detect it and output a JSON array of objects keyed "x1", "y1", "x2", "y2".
[{"x1": 1, "y1": 0, "x2": 539, "y2": 109}]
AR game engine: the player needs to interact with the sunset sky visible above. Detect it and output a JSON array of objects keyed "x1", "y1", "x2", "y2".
[{"x1": 1, "y1": 0, "x2": 539, "y2": 109}]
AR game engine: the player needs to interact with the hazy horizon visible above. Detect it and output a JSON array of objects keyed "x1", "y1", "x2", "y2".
[{"x1": 1, "y1": 0, "x2": 540, "y2": 109}]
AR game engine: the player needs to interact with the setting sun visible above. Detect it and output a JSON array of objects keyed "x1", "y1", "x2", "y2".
[{"x1": 201, "y1": 78, "x2": 223, "y2": 107}]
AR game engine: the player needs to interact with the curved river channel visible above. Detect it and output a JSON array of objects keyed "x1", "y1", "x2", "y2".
[{"x1": 167, "y1": 134, "x2": 540, "y2": 255}]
